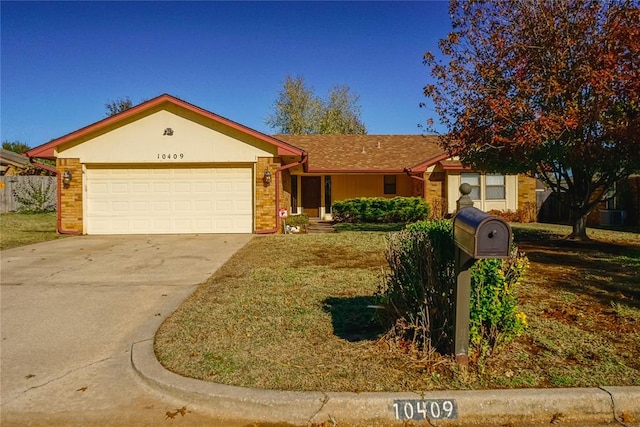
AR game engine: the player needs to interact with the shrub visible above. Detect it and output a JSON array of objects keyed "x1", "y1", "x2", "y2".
[
  {"x1": 487, "y1": 204, "x2": 537, "y2": 223},
  {"x1": 376, "y1": 220, "x2": 455, "y2": 354},
  {"x1": 12, "y1": 178, "x2": 56, "y2": 213},
  {"x1": 469, "y1": 251, "x2": 529, "y2": 351},
  {"x1": 376, "y1": 219, "x2": 529, "y2": 358},
  {"x1": 332, "y1": 197, "x2": 430, "y2": 224}
]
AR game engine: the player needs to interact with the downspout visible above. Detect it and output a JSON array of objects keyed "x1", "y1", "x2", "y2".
[
  {"x1": 405, "y1": 167, "x2": 425, "y2": 183},
  {"x1": 256, "y1": 153, "x2": 308, "y2": 234},
  {"x1": 405, "y1": 167, "x2": 427, "y2": 200}
]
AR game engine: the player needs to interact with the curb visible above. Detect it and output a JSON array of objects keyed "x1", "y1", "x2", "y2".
[{"x1": 131, "y1": 339, "x2": 640, "y2": 426}]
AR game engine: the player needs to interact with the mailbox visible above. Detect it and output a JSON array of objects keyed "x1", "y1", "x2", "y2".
[{"x1": 454, "y1": 207, "x2": 512, "y2": 259}]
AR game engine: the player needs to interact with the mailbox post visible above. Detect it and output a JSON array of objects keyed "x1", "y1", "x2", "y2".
[{"x1": 452, "y1": 185, "x2": 512, "y2": 365}]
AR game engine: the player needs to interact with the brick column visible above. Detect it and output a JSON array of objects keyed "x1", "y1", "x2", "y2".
[
  {"x1": 425, "y1": 172, "x2": 446, "y2": 218},
  {"x1": 255, "y1": 157, "x2": 281, "y2": 232},
  {"x1": 57, "y1": 158, "x2": 83, "y2": 233},
  {"x1": 517, "y1": 175, "x2": 538, "y2": 223}
]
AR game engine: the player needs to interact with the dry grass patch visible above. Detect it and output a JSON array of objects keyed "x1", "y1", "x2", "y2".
[{"x1": 155, "y1": 225, "x2": 640, "y2": 392}]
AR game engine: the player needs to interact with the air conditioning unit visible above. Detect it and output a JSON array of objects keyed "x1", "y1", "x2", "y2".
[{"x1": 600, "y1": 209, "x2": 626, "y2": 226}]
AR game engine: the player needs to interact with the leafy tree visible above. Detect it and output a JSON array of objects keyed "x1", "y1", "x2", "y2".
[
  {"x1": 266, "y1": 76, "x2": 322, "y2": 134},
  {"x1": 105, "y1": 96, "x2": 133, "y2": 117},
  {"x1": 423, "y1": 0, "x2": 640, "y2": 239},
  {"x1": 266, "y1": 75, "x2": 366, "y2": 134},
  {"x1": 2, "y1": 140, "x2": 30, "y2": 154},
  {"x1": 319, "y1": 85, "x2": 367, "y2": 134}
]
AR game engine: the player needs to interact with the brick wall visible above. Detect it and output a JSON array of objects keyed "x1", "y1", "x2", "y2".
[
  {"x1": 517, "y1": 175, "x2": 537, "y2": 210},
  {"x1": 424, "y1": 171, "x2": 447, "y2": 218},
  {"x1": 255, "y1": 157, "x2": 281, "y2": 232},
  {"x1": 57, "y1": 158, "x2": 83, "y2": 233}
]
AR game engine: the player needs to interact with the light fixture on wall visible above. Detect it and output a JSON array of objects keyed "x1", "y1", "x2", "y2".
[
  {"x1": 62, "y1": 169, "x2": 72, "y2": 187},
  {"x1": 263, "y1": 169, "x2": 272, "y2": 185},
  {"x1": 163, "y1": 128, "x2": 174, "y2": 136}
]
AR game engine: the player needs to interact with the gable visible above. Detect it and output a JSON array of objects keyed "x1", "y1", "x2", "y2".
[
  {"x1": 27, "y1": 94, "x2": 304, "y2": 161},
  {"x1": 58, "y1": 109, "x2": 278, "y2": 164}
]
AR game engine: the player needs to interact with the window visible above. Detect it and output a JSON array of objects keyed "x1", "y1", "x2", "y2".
[
  {"x1": 324, "y1": 176, "x2": 332, "y2": 213},
  {"x1": 384, "y1": 175, "x2": 397, "y2": 195},
  {"x1": 486, "y1": 174, "x2": 505, "y2": 200},
  {"x1": 291, "y1": 175, "x2": 298, "y2": 214},
  {"x1": 460, "y1": 173, "x2": 481, "y2": 200}
]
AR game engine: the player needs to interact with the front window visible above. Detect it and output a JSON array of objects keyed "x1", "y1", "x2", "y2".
[
  {"x1": 384, "y1": 175, "x2": 397, "y2": 195},
  {"x1": 485, "y1": 174, "x2": 505, "y2": 200},
  {"x1": 461, "y1": 173, "x2": 481, "y2": 200}
]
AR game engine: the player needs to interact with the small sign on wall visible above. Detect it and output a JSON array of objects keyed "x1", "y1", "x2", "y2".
[{"x1": 279, "y1": 208, "x2": 288, "y2": 219}]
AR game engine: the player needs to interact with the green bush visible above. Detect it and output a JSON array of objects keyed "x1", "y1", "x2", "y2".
[
  {"x1": 12, "y1": 178, "x2": 56, "y2": 214},
  {"x1": 332, "y1": 197, "x2": 430, "y2": 224},
  {"x1": 376, "y1": 219, "x2": 455, "y2": 354},
  {"x1": 376, "y1": 219, "x2": 529, "y2": 357},
  {"x1": 284, "y1": 213, "x2": 309, "y2": 227}
]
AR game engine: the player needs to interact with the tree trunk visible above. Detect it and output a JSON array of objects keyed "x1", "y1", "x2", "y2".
[{"x1": 569, "y1": 213, "x2": 589, "y2": 240}]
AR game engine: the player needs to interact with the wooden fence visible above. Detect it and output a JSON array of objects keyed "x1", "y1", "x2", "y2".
[{"x1": 0, "y1": 176, "x2": 57, "y2": 213}]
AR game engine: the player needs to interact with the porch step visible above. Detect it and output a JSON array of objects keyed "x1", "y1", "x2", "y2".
[{"x1": 307, "y1": 220, "x2": 336, "y2": 234}]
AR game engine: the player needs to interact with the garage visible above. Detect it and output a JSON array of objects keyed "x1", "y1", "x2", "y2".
[
  {"x1": 25, "y1": 94, "x2": 305, "y2": 235},
  {"x1": 86, "y1": 166, "x2": 253, "y2": 234}
]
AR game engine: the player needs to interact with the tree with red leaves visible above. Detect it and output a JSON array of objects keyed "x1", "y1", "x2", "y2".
[{"x1": 423, "y1": 0, "x2": 640, "y2": 239}]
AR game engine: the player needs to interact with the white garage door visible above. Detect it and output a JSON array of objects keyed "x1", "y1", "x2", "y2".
[{"x1": 86, "y1": 167, "x2": 253, "y2": 234}]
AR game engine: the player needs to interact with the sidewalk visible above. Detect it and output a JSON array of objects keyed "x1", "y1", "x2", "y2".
[{"x1": 131, "y1": 339, "x2": 639, "y2": 426}]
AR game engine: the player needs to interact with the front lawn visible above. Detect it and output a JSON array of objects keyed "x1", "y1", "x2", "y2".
[
  {"x1": 0, "y1": 212, "x2": 64, "y2": 250},
  {"x1": 154, "y1": 225, "x2": 640, "y2": 392}
]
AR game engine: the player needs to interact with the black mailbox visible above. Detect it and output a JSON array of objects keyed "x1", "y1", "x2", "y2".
[{"x1": 454, "y1": 207, "x2": 512, "y2": 259}]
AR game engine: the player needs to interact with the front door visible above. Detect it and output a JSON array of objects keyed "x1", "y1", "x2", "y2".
[{"x1": 301, "y1": 176, "x2": 321, "y2": 218}]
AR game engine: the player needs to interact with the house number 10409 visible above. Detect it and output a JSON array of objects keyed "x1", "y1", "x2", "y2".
[
  {"x1": 157, "y1": 153, "x2": 184, "y2": 160},
  {"x1": 392, "y1": 399, "x2": 457, "y2": 420}
]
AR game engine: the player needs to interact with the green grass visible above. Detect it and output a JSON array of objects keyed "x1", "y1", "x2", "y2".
[
  {"x1": 155, "y1": 225, "x2": 640, "y2": 392},
  {"x1": 0, "y1": 212, "x2": 65, "y2": 250}
]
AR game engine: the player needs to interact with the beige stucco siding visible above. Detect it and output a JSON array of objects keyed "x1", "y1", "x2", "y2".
[{"x1": 57, "y1": 109, "x2": 276, "y2": 163}]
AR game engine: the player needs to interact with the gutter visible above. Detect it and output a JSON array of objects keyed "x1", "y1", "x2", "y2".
[
  {"x1": 256, "y1": 153, "x2": 308, "y2": 235},
  {"x1": 404, "y1": 167, "x2": 425, "y2": 183},
  {"x1": 405, "y1": 168, "x2": 425, "y2": 182}
]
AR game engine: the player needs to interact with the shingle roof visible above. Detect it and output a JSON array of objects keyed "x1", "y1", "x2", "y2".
[{"x1": 274, "y1": 134, "x2": 448, "y2": 173}]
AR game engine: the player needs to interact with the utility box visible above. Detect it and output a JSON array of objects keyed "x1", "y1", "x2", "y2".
[{"x1": 454, "y1": 207, "x2": 512, "y2": 259}]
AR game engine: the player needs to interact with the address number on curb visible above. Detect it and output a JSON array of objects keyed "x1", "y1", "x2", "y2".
[{"x1": 393, "y1": 399, "x2": 458, "y2": 420}]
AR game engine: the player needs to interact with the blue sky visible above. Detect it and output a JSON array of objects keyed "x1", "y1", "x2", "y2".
[{"x1": 1, "y1": 1, "x2": 452, "y2": 148}]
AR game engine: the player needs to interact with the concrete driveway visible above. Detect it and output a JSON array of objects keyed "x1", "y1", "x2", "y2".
[{"x1": 0, "y1": 234, "x2": 252, "y2": 426}]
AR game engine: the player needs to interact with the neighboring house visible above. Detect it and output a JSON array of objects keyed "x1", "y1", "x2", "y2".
[
  {"x1": 26, "y1": 94, "x2": 536, "y2": 235},
  {"x1": 1, "y1": 148, "x2": 30, "y2": 176},
  {"x1": 587, "y1": 174, "x2": 640, "y2": 227}
]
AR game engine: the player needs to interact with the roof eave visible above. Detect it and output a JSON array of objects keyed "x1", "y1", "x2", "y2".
[
  {"x1": 305, "y1": 168, "x2": 407, "y2": 174},
  {"x1": 26, "y1": 94, "x2": 305, "y2": 159},
  {"x1": 406, "y1": 152, "x2": 451, "y2": 173}
]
